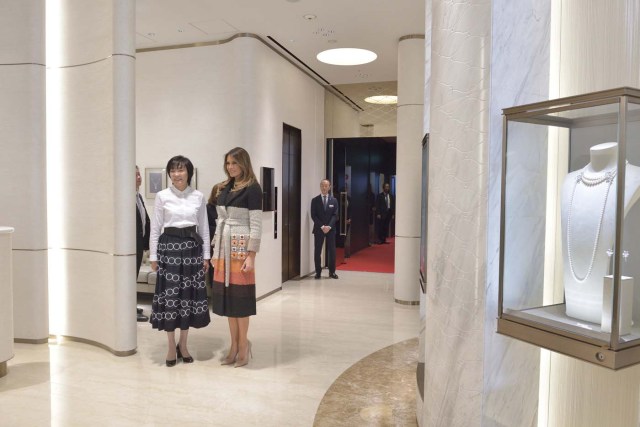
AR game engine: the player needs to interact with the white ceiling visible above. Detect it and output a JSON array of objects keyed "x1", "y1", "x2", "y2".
[{"x1": 135, "y1": 0, "x2": 425, "y2": 87}]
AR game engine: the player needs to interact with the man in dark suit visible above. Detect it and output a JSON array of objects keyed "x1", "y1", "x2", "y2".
[
  {"x1": 375, "y1": 182, "x2": 394, "y2": 244},
  {"x1": 136, "y1": 166, "x2": 150, "y2": 322},
  {"x1": 311, "y1": 179, "x2": 339, "y2": 279}
]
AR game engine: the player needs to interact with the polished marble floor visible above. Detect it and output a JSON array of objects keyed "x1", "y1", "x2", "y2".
[{"x1": 0, "y1": 270, "x2": 419, "y2": 426}]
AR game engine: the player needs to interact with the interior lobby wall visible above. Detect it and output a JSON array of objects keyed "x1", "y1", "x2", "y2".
[
  {"x1": 0, "y1": 0, "x2": 48, "y2": 342},
  {"x1": 136, "y1": 35, "x2": 326, "y2": 296},
  {"x1": 324, "y1": 91, "x2": 361, "y2": 139},
  {"x1": 483, "y1": 0, "x2": 552, "y2": 425}
]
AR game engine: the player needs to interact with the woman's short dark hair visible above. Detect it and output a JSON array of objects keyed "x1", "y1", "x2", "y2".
[{"x1": 166, "y1": 155, "x2": 194, "y2": 185}]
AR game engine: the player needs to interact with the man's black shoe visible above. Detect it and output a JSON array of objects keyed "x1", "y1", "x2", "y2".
[
  {"x1": 314, "y1": 274, "x2": 321, "y2": 279},
  {"x1": 137, "y1": 313, "x2": 149, "y2": 322},
  {"x1": 137, "y1": 307, "x2": 143, "y2": 314},
  {"x1": 329, "y1": 273, "x2": 339, "y2": 279}
]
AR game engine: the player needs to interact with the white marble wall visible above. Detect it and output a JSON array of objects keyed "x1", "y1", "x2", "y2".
[
  {"x1": 423, "y1": 0, "x2": 492, "y2": 425},
  {"x1": 484, "y1": 1, "x2": 552, "y2": 425},
  {"x1": 395, "y1": 37, "x2": 424, "y2": 304},
  {"x1": 0, "y1": 0, "x2": 48, "y2": 342},
  {"x1": 47, "y1": 0, "x2": 136, "y2": 353}
]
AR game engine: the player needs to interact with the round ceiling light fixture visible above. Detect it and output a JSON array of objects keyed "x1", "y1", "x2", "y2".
[
  {"x1": 364, "y1": 95, "x2": 398, "y2": 105},
  {"x1": 317, "y1": 48, "x2": 377, "y2": 66}
]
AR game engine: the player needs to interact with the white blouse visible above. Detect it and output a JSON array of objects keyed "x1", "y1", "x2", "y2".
[{"x1": 149, "y1": 185, "x2": 210, "y2": 261}]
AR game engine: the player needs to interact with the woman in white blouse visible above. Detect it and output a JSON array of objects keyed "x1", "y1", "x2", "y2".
[{"x1": 149, "y1": 155, "x2": 210, "y2": 367}]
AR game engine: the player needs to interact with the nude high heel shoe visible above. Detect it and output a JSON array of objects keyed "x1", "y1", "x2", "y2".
[
  {"x1": 221, "y1": 349, "x2": 238, "y2": 365},
  {"x1": 234, "y1": 341, "x2": 252, "y2": 368}
]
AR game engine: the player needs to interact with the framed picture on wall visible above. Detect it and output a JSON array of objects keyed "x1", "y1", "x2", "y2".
[{"x1": 145, "y1": 168, "x2": 166, "y2": 198}]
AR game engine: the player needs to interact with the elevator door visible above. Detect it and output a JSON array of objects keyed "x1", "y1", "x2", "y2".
[{"x1": 282, "y1": 124, "x2": 301, "y2": 282}]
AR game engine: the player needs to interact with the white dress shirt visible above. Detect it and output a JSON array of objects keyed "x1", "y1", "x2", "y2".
[{"x1": 149, "y1": 185, "x2": 210, "y2": 261}]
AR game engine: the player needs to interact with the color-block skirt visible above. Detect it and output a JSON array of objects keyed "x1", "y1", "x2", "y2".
[
  {"x1": 211, "y1": 232, "x2": 256, "y2": 318},
  {"x1": 150, "y1": 233, "x2": 211, "y2": 331}
]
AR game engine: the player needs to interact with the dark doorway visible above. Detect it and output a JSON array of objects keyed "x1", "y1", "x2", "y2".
[
  {"x1": 282, "y1": 123, "x2": 302, "y2": 282},
  {"x1": 330, "y1": 137, "x2": 396, "y2": 257}
]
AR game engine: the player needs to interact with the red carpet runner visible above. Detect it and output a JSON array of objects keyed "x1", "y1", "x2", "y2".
[{"x1": 336, "y1": 238, "x2": 395, "y2": 273}]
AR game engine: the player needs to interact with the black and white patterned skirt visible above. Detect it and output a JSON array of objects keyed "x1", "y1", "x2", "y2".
[{"x1": 150, "y1": 233, "x2": 211, "y2": 331}]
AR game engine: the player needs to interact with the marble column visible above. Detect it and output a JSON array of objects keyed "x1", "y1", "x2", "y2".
[
  {"x1": 546, "y1": 1, "x2": 640, "y2": 425},
  {"x1": 422, "y1": 0, "x2": 492, "y2": 425},
  {"x1": 0, "y1": 227, "x2": 15, "y2": 378},
  {"x1": 484, "y1": 0, "x2": 552, "y2": 425},
  {"x1": 0, "y1": 0, "x2": 48, "y2": 343},
  {"x1": 47, "y1": 0, "x2": 136, "y2": 354},
  {"x1": 395, "y1": 36, "x2": 425, "y2": 304}
]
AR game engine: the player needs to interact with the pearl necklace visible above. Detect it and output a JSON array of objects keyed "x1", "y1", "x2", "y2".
[{"x1": 566, "y1": 167, "x2": 617, "y2": 282}]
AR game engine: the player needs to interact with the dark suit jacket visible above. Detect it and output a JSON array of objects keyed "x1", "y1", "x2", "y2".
[
  {"x1": 311, "y1": 194, "x2": 339, "y2": 234},
  {"x1": 375, "y1": 191, "x2": 394, "y2": 218},
  {"x1": 136, "y1": 194, "x2": 150, "y2": 250}
]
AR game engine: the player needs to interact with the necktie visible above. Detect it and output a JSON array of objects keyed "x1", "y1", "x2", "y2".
[
  {"x1": 323, "y1": 195, "x2": 327, "y2": 210},
  {"x1": 386, "y1": 194, "x2": 390, "y2": 209},
  {"x1": 136, "y1": 193, "x2": 146, "y2": 236}
]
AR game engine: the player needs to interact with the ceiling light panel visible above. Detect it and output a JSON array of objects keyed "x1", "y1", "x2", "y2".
[{"x1": 317, "y1": 48, "x2": 377, "y2": 66}]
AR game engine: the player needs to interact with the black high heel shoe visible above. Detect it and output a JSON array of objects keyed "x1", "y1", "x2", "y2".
[
  {"x1": 166, "y1": 359, "x2": 177, "y2": 367},
  {"x1": 176, "y1": 344, "x2": 194, "y2": 364}
]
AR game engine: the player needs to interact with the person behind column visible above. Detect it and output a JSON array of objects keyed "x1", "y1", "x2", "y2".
[
  {"x1": 135, "y1": 166, "x2": 150, "y2": 322},
  {"x1": 206, "y1": 184, "x2": 219, "y2": 287},
  {"x1": 149, "y1": 155, "x2": 210, "y2": 367},
  {"x1": 311, "y1": 179, "x2": 339, "y2": 279},
  {"x1": 375, "y1": 182, "x2": 394, "y2": 244},
  {"x1": 367, "y1": 183, "x2": 376, "y2": 246},
  {"x1": 210, "y1": 147, "x2": 262, "y2": 368}
]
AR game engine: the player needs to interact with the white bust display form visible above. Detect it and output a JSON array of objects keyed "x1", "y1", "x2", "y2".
[{"x1": 561, "y1": 142, "x2": 640, "y2": 324}]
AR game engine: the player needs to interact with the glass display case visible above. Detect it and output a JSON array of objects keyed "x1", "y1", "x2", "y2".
[{"x1": 498, "y1": 87, "x2": 640, "y2": 369}]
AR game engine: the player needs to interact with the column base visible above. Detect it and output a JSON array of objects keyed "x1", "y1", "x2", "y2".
[{"x1": 51, "y1": 335, "x2": 136, "y2": 357}]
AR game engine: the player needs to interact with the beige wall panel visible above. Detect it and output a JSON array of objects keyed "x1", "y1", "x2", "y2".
[
  {"x1": 395, "y1": 106, "x2": 424, "y2": 237},
  {"x1": 0, "y1": 66, "x2": 47, "y2": 248},
  {"x1": 0, "y1": 230, "x2": 14, "y2": 363},
  {"x1": 137, "y1": 36, "x2": 325, "y2": 294},
  {"x1": 48, "y1": 0, "x2": 136, "y2": 352},
  {"x1": 12, "y1": 251, "x2": 48, "y2": 340},
  {"x1": 49, "y1": 251, "x2": 136, "y2": 352},
  {"x1": 546, "y1": 1, "x2": 640, "y2": 425},
  {"x1": 324, "y1": 91, "x2": 361, "y2": 139},
  {"x1": 112, "y1": 0, "x2": 135, "y2": 55},
  {"x1": 398, "y1": 38, "x2": 425, "y2": 105},
  {"x1": 372, "y1": 121, "x2": 397, "y2": 137},
  {"x1": 0, "y1": 1, "x2": 48, "y2": 342},
  {"x1": 112, "y1": 56, "x2": 136, "y2": 255},
  {"x1": 559, "y1": 0, "x2": 639, "y2": 97},
  {"x1": 57, "y1": 0, "x2": 115, "y2": 66},
  {"x1": 56, "y1": 58, "x2": 136, "y2": 254},
  {"x1": 0, "y1": 0, "x2": 44, "y2": 64}
]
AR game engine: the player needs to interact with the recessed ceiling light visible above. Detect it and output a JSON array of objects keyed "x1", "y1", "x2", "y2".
[
  {"x1": 365, "y1": 96, "x2": 398, "y2": 105},
  {"x1": 317, "y1": 48, "x2": 377, "y2": 66},
  {"x1": 303, "y1": 14, "x2": 316, "y2": 20},
  {"x1": 328, "y1": 39, "x2": 338, "y2": 44}
]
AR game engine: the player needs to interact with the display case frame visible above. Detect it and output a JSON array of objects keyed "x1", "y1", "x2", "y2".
[{"x1": 498, "y1": 87, "x2": 640, "y2": 370}]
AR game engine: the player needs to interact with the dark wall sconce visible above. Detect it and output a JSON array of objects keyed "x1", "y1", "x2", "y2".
[{"x1": 261, "y1": 167, "x2": 275, "y2": 212}]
